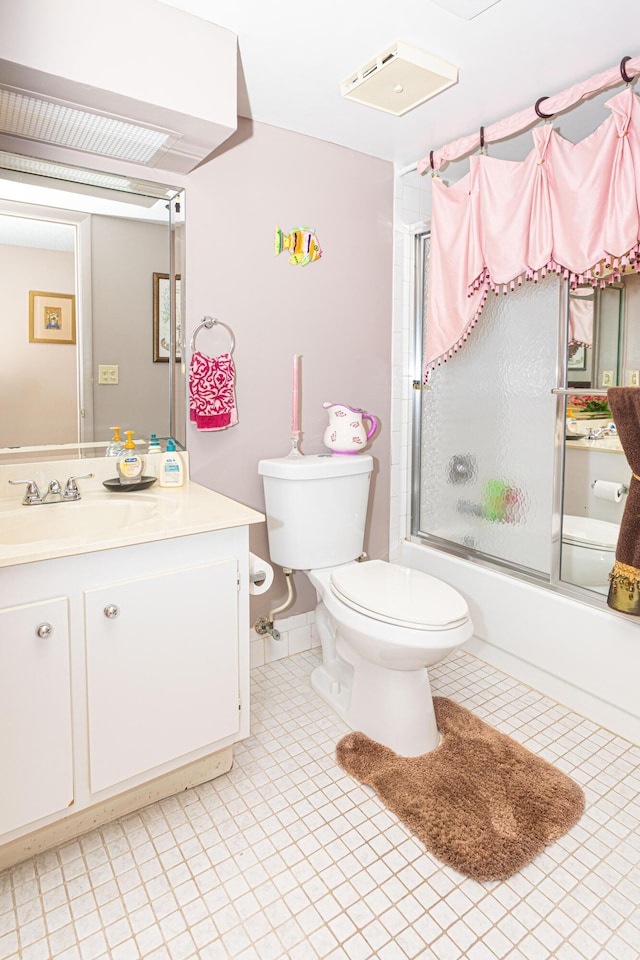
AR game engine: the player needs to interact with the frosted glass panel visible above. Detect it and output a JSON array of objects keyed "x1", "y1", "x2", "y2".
[{"x1": 418, "y1": 236, "x2": 558, "y2": 575}]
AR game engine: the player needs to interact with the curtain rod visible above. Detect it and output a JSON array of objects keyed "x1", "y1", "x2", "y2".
[{"x1": 399, "y1": 54, "x2": 640, "y2": 178}]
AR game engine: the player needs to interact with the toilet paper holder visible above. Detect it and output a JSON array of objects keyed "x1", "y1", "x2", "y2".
[
  {"x1": 591, "y1": 480, "x2": 628, "y2": 494},
  {"x1": 248, "y1": 552, "x2": 275, "y2": 596}
]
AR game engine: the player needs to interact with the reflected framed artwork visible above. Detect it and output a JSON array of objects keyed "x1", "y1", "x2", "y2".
[
  {"x1": 567, "y1": 344, "x2": 587, "y2": 371},
  {"x1": 153, "y1": 272, "x2": 182, "y2": 362},
  {"x1": 29, "y1": 291, "x2": 76, "y2": 344}
]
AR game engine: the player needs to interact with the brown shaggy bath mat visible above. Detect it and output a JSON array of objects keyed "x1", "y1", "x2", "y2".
[{"x1": 336, "y1": 697, "x2": 585, "y2": 882}]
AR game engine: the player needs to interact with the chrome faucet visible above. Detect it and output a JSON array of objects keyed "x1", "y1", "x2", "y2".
[
  {"x1": 44, "y1": 479, "x2": 64, "y2": 503},
  {"x1": 586, "y1": 426, "x2": 614, "y2": 440},
  {"x1": 9, "y1": 473, "x2": 94, "y2": 505}
]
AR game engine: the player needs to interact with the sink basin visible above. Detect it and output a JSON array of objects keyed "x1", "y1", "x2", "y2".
[{"x1": 0, "y1": 495, "x2": 176, "y2": 545}]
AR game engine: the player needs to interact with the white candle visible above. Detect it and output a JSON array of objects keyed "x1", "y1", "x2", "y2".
[{"x1": 292, "y1": 354, "x2": 300, "y2": 433}]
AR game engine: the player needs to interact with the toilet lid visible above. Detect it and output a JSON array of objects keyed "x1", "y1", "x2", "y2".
[
  {"x1": 330, "y1": 560, "x2": 469, "y2": 629},
  {"x1": 562, "y1": 516, "x2": 619, "y2": 550}
]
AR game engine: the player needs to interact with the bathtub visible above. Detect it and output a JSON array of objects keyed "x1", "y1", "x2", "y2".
[{"x1": 399, "y1": 539, "x2": 640, "y2": 744}]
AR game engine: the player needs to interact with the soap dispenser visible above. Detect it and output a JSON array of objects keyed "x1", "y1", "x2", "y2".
[
  {"x1": 116, "y1": 431, "x2": 145, "y2": 486},
  {"x1": 147, "y1": 433, "x2": 161, "y2": 454},
  {"x1": 106, "y1": 426, "x2": 124, "y2": 457},
  {"x1": 159, "y1": 438, "x2": 185, "y2": 488}
]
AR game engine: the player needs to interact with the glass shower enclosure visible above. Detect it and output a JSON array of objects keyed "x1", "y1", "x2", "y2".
[{"x1": 412, "y1": 233, "x2": 564, "y2": 581}]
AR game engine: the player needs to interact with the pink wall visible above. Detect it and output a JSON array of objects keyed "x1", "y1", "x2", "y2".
[{"x1": 185, "y1": 119, "x2": 394, "y2": 618}]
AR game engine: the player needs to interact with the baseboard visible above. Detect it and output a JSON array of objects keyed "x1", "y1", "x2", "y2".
[
  {"x1": 0, "y1": 747, "x2": 233, "y2": 872},
  {"x1": 250, "y1": 610, "x2": 319, "y2": 669},
  {"x1": 465, "y1": 637, "x2": 640, "y2": 745}
]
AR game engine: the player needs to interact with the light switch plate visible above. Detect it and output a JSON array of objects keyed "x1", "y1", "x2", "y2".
[
  {"x1": 601, "y1": 371, "x2": 614, "y2": 387},
  {"x1": 628, "y1": 370, "x2": 640, "y2": 387},
  {"x1": 98, "y1": 364, "x2": 119, "y2": 385}
]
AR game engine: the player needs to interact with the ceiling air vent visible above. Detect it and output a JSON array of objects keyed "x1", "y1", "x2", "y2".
[{"x1": 341, "y1": 42, "x2": 458, "y2": 117}]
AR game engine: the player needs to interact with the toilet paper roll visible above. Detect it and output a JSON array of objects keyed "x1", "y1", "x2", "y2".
[
  {"x1": 592, "y1": 480, "x2": 625, "y2": 503},
  {"x1": 248, "y1": 552, "x2": 274, "y2": 595}
]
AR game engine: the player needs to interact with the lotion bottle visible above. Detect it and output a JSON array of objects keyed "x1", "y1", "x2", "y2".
[
  {"x1": 117, "y1": 431, "x2": 145, "y2": 486},
  {"x1": 147, "y1": 433, "x2": 161, "y2": 454},
  {"x1": 159, "y1": 438, "x2": 185, "y2": 488}
]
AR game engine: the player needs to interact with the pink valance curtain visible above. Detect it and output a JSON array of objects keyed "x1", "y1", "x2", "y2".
[{"x1": 425, "y1": 88, "x2": 640, "y2": 376}]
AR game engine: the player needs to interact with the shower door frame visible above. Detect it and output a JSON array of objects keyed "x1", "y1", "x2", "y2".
[{"x1": 408, "y1": 229, "x2": 611, "y2": 609}]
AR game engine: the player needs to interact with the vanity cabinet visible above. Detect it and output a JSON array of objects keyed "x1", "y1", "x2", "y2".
[
  {"x1": 85, "y1": 559, "x2": 239, "y2": 793},
  {"x1": 0, "y1": 597, "x2": 73, "y2": 835},
  {"x1": 0, "y1": 522, "x2": 256, "y2": 868}
]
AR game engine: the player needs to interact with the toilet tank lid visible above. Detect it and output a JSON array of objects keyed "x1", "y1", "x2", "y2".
[
  {"x1": 258, "y1": 454, "x2": 373, "y2": 480},
  {"x1": 562, "y1": 515, "x2": 620, "y2": 549},
  {"x1": 331, "y1": 560, "x2": 469, "y2": 628}
]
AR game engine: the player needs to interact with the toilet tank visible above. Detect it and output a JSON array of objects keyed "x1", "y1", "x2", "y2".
[{"x1": 258, "y1": 454, "x2": 373, "y2": 570}]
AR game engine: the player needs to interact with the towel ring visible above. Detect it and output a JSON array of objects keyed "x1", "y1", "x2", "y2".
[{"x1": 190, "y1": 316, "x2": 235, "y2": 354}]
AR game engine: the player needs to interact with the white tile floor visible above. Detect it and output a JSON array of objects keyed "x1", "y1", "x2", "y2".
[{"x1": 2, "y1": 649, "x2": 640, "y2": 960}]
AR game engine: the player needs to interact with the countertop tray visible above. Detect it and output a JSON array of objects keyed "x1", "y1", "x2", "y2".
[{"x1": 102, "y1": 476, "x2": 157, "y2": 492}]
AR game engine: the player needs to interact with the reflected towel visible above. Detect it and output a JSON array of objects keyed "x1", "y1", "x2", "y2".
[{"x1": 189, "y1": 351, "x2": 238, "y2": 431}]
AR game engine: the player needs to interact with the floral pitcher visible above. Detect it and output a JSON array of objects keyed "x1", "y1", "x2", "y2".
[{"x1": 322, "y1": 402, "x2": 378, "y2": 454}]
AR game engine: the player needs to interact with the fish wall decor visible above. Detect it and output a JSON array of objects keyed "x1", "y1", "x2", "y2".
[{"x1": 275, "y1": 226, "x2": 322, "y2": 266}]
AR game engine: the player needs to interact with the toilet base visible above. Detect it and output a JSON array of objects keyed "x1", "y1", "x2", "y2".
[{"x1": 311, "y1": 649, "x2": 440, "y2": 758}]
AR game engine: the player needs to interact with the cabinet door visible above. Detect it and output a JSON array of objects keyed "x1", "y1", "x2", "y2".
[
  {"x1": 85, "y1": 560, "x2": 239, "y2": 793},
  {"x1": 0, "y1": 598, "x2": 73, "y2": 836}
]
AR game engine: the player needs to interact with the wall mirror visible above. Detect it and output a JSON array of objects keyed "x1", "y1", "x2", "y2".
[
  {"x1": 0, "y1": 151, "x2": 185, "y2": 458},
  {"x1": 561, "y1": 273, "x2": 640, "y2": 598},
  {"x1": 566, "y1": 283, "x2": 623, "y2": 390}
]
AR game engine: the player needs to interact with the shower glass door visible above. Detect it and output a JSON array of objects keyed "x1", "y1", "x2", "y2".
[{"x1": 413, "y1": 234, "x2": 559, "y2": 576}]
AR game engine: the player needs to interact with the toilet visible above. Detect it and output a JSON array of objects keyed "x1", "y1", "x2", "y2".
[
  {"x1": 561, "y1": 515, "x2": 619, "y2": 594},
  {"x1": 258, "y1": 453, "x2": 473, "y2": 756}
]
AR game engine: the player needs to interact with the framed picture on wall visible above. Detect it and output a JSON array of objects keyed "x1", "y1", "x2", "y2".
[
  {"x1": 29, "y1": 291, "x2": 76, "y2": 344},
  {"x1": 153, "y1": 272, "x2": 182, "y2": 362},
  {"x1": 567, "y1": 343, "x2": 587, "y2": 371}
]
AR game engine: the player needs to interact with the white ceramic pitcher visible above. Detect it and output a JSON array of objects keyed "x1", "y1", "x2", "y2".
[{"x1": 322, "y1": 402, "x2": 378, "y2": 454}]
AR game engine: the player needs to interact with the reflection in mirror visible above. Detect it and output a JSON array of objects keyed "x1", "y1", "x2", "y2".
[
  {"x1": 0, "y1": 152, "x2": 185, "y2": 455},
  {"x1": 560, "y1": 275, "x2": 635, "y2": 596},
  {"x1": 567, "y1": 284, "x2": 622, "y2": 390}
]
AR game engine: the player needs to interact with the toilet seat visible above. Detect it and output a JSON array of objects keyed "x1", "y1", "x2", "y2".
[
  {"x1": 330, "y1": 559, "x2": 469, "y2": 630},
  {"x1": 562, "y1": 516, "x2": 619, "y2": 552}
]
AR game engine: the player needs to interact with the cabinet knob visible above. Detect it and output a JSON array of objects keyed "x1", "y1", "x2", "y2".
[
  {"x1": 103, "y1": 604, "x2": 120, "y2": 620},
  {"x1": 36, "y1": 622, "x2": 53, "y2": 639}
]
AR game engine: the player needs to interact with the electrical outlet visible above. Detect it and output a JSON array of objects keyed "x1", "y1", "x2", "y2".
[
  {"x1": 628, "y1": 370, "x2": 640, "y2": 387},
  {"x1": 98, "y1": 364, "x2": 119, "y2": 385},
  {"x1": 601, "y1": 370, "x2": 614, "y2": 387}
]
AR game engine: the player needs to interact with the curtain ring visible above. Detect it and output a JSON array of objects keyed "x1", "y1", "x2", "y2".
[
  {"x1": 430, "y1": 150, "x2": 434, "y2": 171},
  {"x1": 534, "y1": 97, "x2": 554, "y2": 120},
  {"x1": 620, "y1": 56, "x2": 633, "y2": 84}
]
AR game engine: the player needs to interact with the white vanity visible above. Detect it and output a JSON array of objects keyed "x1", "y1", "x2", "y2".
[{"x1": 0, "y1": 455, "x2": 263, "y2": 870}]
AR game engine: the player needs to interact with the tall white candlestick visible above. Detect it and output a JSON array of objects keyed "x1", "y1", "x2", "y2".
[{"x1": 292, "y1": 354, "x2": 300, "y2": 433}]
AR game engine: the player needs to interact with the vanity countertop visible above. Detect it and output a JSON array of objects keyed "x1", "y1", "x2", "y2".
[
  {"x1": 0, "y1": 456, "x2": 264, "y2": 568},
  {"x1": 565, "y1": 436, "x2": 624, "y2": 454}
]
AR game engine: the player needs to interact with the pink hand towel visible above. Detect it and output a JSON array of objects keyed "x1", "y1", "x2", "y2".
[{"x1": 189, "y1": 350, "x2": 238, "y2": 431}]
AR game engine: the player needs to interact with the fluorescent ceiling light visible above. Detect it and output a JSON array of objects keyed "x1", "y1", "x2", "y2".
[
  {"x1": 0, "y1": 150, "x2": 178, "y2": 200},
  {"x1": 0, "y1": 87, "x2": 176, "y2": 163}
]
